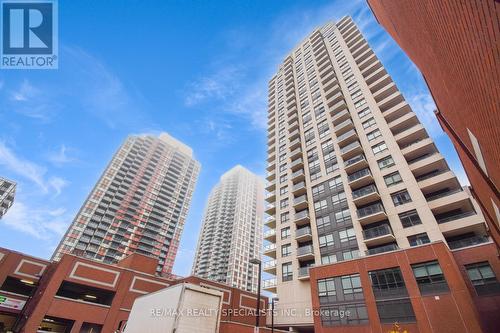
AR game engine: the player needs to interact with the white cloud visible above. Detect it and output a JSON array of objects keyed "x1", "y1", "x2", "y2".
[
  {"x1": 1, "y1": 201, "x2": 70, "y2": 239},
  {"x1": 0, "y1": 141, "x2": 68, "y2": 195},
  {"x1": 47, "y1": 145, "x2": 77, "y2": 166},
  {"x1": 406, "y1": 92, "x2": 444, "y2": 139},
  {"x1": 7, "y1": 80, "x2": 58, "y2": 121}
]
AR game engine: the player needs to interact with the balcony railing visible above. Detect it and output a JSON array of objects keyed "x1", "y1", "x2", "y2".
[
  {"x1": 415, "y1": 169, "x2": 448, "y2": 182},
  {"x1": 366, "y1": 243, "x2": 398, "y2": 255},
  {"x1": 292, "y1": 169, "x2": 305, "y2": 179},
  {"x1": 352, "y1": 184, "x2": 378, "y2": 199},
  {"x1": 436, "y1": 211, "x2": 476, "y2": 224},
  {"x1": 448, "y1": 235, "x2": 489, "y2": 250},
  {"x1": 340, "y1": 141, "x2": 361, "y2": 154},
  {"x1": 264, "y1": 229, "x2": 276, "y2": 238},
  {"x1": 264, "y1": 244, "x2": 276, "y2": 252},
  {"x1": 407, "y1": 152, "x2": 437, "y2": 164},
  {"x1": 295, "y1": 210, "x2": 309, "y2": 221},
  {"x1": 336, "y1": 119, "x2": 353, "y2": 131},
  {"x1": 425, "y1": 188, "x2": 463, "y2": 201},
  {"x1": 263, "y1": 260, "x2": 276, "y2": 270},
  {"x1": 348, "y1": 168, "x2": 371, "y2": 183},
  {"x1": 294, "y1": 194, "x2": 307, "y2": 205},
  {"x1": 293, "y1": 181, "x2": 306, "y2": 192},
  {"x1": 263, "y1": 278, "x2": 277, "y2": 289},
  {"x1": 296, "y1": 226, "x2": 312, "y2": 238},
  {"x1": 363, "y1": 224, "x2": 392, "y2": 240},
  {"x1": 298, "y1": 266, "x2": 313, "y2": 277},
  {"x1": 337, "y1": 128, "x2": 356, "y2": 142},
  {"x1": 297, "y1": 245, "x2": 314, "y2": 256},
  {"x1": 357, "y1": 203, "x2": 385, "y2": 218},
  {"x1": 291, "y1": 158, "x2": 303, "y2": 168},
  {"x1": 344, "y1": 154, "x2": 365, "y2": 168}
]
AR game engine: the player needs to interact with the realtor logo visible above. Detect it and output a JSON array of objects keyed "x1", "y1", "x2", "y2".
[{"x1": 1, "y1": 0, "x2": 58, "y2": 69}]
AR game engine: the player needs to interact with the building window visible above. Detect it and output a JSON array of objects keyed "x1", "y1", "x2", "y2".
[
  {"x1": 281, "y1": 227, "x2": 291, "y2": 239},
  {"x1": 341, "y1": 249, "x2": 359, "y2": 261},
  {"x1": 280, "y1": 212, "x2": 289, "y2": 223},
  {"x1": 321, "y1": 254, "x2": 337, "y2": 265},
  {"x1": 320, "y1": 304, "x2": 369, "y2": 326},
  {"x1": 334, "y1": 209, "x2": 351, "y2": 224},
  {"x1": 331, "y1": 191, "x2": 346, "y2": 204},
  {"x1": 376, "y1": 299, "x2": 416, "y2": 323},
  {"x1": 391, "y1": 190, "x2": 412, "y2": 206},
  {"x1": 362, "y1": 117, "x2": 376, "y2": 129},
  {"x1": 314, "y1": 199, "x2": 328, "y2": 212},
  {"x1": 318, "y1": 277, "x2": 337, "y2": 303},
  {"x1": 38, "y1": 316, "x2": 75, "y2": 333},
  {"x1": 279, "y1": 186, "x2": 288, "y2": 195},
  {"x1": 280, "y1": 198, "x2": 289, "y2": 209},
  {"x1": 319, "y1": 234, "x2": 335, "y2": 247},
  {"x1": 280, "y1": 174, "x2": 287, "y2": 183},
  {"x1": 341, "y1": 274, "x2": 363, "y2": 295},
  {"x1": 378, "y1": 155, "x2": 395, "y2": 169},
  {"x1": 366, "y1": 129, "x2": 382, "y2": 142},
  {"x1": 465, "y1": 262, "x2": 500, "y2": 296},
  {"x1": 316, "y1": 216, "x2": 331, "y2": 229},
  {"x1": 371, "y1": 142, "x2": 388, "y2": 155},
  {"x1": 408, "y1": 233, "x2": 430, "y2": 246},
  {"x1": 369, "y1": 267, "x2": 408, "y2": 299},
  {"x1": 329, "y1": 176, "x2": 343, "y2": 190},
  {"x1": 399, "y1": 209, "x2": 422, "y2": 228},
  {"x1": 384, "y1": 172, "x2": 402, "y2": 186},
  {"x1": 282, "y1": 262, "x2": 293, "y2": 282},
  {"x1": 339, "y1": 227, "x2": 356, "y2": 243},
  {"x1": 56, "y1": 281, "x2": 115, "y2": 306},
  {"x1": 412, "y1": 261, "x2": 449, "y2": 295},
  {"x1": 357, "y1": 107, "x2": 371, "y2": 118},
  {"x1": 312, "y1": 184, "x2": 325, "y2": 197},
  {"x1": 281, "y1": 244, "x2": 292, "y2": 257}
]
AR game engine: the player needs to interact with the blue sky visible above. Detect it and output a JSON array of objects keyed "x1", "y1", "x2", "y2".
[{"x1": 0, "y1": 0, "x2": 468, "y2": 276}]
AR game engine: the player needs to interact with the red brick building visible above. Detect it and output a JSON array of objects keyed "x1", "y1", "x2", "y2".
[
  {"x1": 366, "y1": 0, "x2": 500, "y2": 248},
  {"x1": 0, "y1": 247, "x2": 281, "y2": 333},
  {"x1": 309, "y1": 241, "x2": 500, "y2": 333}
]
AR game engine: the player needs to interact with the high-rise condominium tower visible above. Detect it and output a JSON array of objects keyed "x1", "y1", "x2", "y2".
[
  {"x1": 0, "y1": 177, "x2": 16, "y2": 219},
  {"x1": 192, "y1": 165, "x2": 264, "y2": 293},
  {"x1": 263, "y1": 17, "x2": 489, "y2": 330},
  {"x1": 53, "y1": 133, "x2": 200, "y2": 275}
]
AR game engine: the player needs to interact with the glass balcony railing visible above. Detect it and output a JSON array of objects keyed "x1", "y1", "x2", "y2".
[
  {"x1": 425, "y1": 188, "x2": 463, "y2": 201},
  {"x1": 264, "y1": 244, "x2": 276, "y2": 252},
  {"x1": 263, "y1": 260, "x2": 276, "y2": 270},
  {"x1": 415, "y1": 169, "x2": 448, "y2": 182},
  {"x1": 348, "y1": 168, "x2": 371, "y2": 183},
  {"x1": 337, "y1": 128, "x2": 357, "y2": 142},
  {"x1": 292, "y1": 169, "x2": 305, "y2": 179},
  {"x1": 352, "y1": 184, "x2": 378, "y2": 199},
  {"x1": 296, "y1": 226, "x2": 312, "y2": 238},
  {"x1": 357, "y1": 203, "x2": 385, "y2": 218},
  {"x1": 363, "y1": 224, "x2": 392, "y2": 240},
  {"x1": 298, "y1": 266, "x2": 313, "y2": 277},
  {"x1": 336, "y1": 118, "x2": 353, "y2": 131},
  {"x1": 263, "y1": 278, "x2": 277, "y2": 288},
  {"x1": 297, "y1": 244, "x2": 314, "y2": 256},
  {"x1": 340, "y1": 141, "x2": 361, "y2": 154},
  {"x1": 293, "y1": 181, "x2": 306, "y2": 192},
  {"x1": 448, "y1": 235, "x2": 489, "y2": 250},
  {"x1": 295, "y1": 210, "x2": 309, "y2": 221},
  {"x1": 293, "y1": 194, "x2": 307, "y2": 205},
  {"x1": 344, "y1": 154, "x2": 365, "y2": 168},
  {"x1": 366, "y1": 243, "x2": 399, "y2": 255},
  {"x1": 264, "y1": 229, "x2": 276, "y2": 238},
  {"x1": 436, "y1": 211, "x2": 476, "y2": 224},
  {"x1": 291, "y1": 158, "x2": 303, "y2": 168}
]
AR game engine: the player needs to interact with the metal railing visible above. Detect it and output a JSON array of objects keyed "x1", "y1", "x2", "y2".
[
  {"x1": 436, "y1": 211, "x2": 476, "y2": 224},
  {"x1": 263, "y1": 278, "x2": 277, "y2": 288},
  {"x1": 292, "y1": 169, "x2": 305, "y2": 179},
  {"x1": 348, "y1": 168, "x2": 371, "y2": 183},
  {"x1": 264, "y1": 244, "x2": 276, "y2": 252},
  {"x1": 297, "y1": 245, "x2": 314, "y2": 256},
  {"x1": 448, "y1": 235, "x2": 489, "y2": 250},
  {"x1": 352, "y1": 184, "x2": 378, "y2": 199},
  {"x1": 295, "y1": 210, "x2": 309, "y2": 221},
  {"x1": 363, "y1": 224, "x2": 392, "y2": 240},
  {"x1": 294, "y1": 194, "x2": 307, "y2": 205},
  {"x1": 296, "y1": 226, "x2": 312, "y2": 238},
  {"x1": 344, "y1": 154, "x2": 365, "y2": 168},
  {"x1": 298, "y1": 266, "x2": 313, "y2": 277},
  {"x1": 293, "y1": 181, "x2": 306, "y2": 192},
  {"x1": 263, "y1": 260, "x2": 276, "y2": 270},
  {"x1": 337, "y1": 128, "x2": 357, "y2": 142},
  {"x1": 357, "y1": 203, "x2": 385, "y2": 218},
  {"x1": 335, "y1": 118, "x2": 353, "y2": 131},
  {"x1": 264, "y1": 229, "x2": 276, "y2": 238},
  {"x1": 291, "y1": 158, "x2": 303, "y2": 168},
  {"x1": 407, "y1": 152, "x2": 437, "y2": 165},
  {"x1": 415, "y1": 168, "x2": 448, "y2": 182}
]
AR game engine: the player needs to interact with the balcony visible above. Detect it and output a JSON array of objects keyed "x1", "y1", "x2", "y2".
[
  {"x1": 290, "y1": 137, "x2": 301, "y2": 150},
  {"x1": 447, "y1": 234, "x2": 489, "y2": 250},
  {"x1": 347, "y1": 168, "x2": 373, "y2": 188},
  {"x1": 357, "y1": 203, "x2": 387, "y2": 225},
  {"x1": 288, "y1": 121, "x2": 299, "y2": 132},
  {"x1": 394, "y1": 124, "x2": 426, "y2": 143},
  {"x1": 266, "y1": 170, "x2": 276, "y2": 181},
  {"x1": 330, "y1": 100, "x2": 347, "y2": 115},
  {"x1": 296, "y1": 226, "x2": 313, "y2": 241},
  {"x1": 297, "y1": 245, "x2": 314, "y2": 260},
  {"x1": 265, "y1": 191, "x2": 276, "y2": 203},
  {"x1": 290, "y1": 158, "x2": 304, "y2": 171},
  {"x1": 264, "y1": 229, "x2": 276, "y2": 242},
  {"x1": 363, "y1": 224, "x2": 395, "y2": 246},
  {"x1": 383, "y1": 101, "x2": 410, "y2": 123},
  {"x1": 263, "y1": 278, "x2": 277, "y2": 292},
  {"x1": 265, "y1": 204, "x2": 276, "y2": 215},
  {"x1": 294, "y1": 209, "x2": 310, "y2": 226},
  {"x1": 292, "y1": 169, "x2": 305, "y2": 183},
  {"x1": 293, "y1": 194, "x2": 308, "y2": 210},
  {"x1": 264, "y1": 217, "x2": 276, "y2": 228},
  {"x1": 366, "y1": 242, "x2": 399, "y2": 256},
  {"x1": 344, "y1": 154, "x2": 368, "y2": 173},
  {"x1": 290, "y1": 147, "x2": 302, "y2": 160},
  {"x1": 298, "y1": 266, "x2": 313, "y2": 280},
  {"x1": 400, "y1": 137, "x2": 433, "y2": 158},
  {"x1": 340, "y1": 140, "x2": 363, "y2": 159},
  {"x1": 263, "y1": 260, "x2": 277, "y2": 274},
  {"x1": 264, "y1": 244, "x2": 277, "y2": 258},
  {"x1": 334, "y1": 119, "x2": 354, "y2": 136},
  {"x1": 436, "y1": 211, "x2": 477, "y2": 224},
  {"x1": 266, "y1": 181, "x2": 276, "y2": 192},
  {"x1": 332, "y1": 109, "x2": 350, "y2": 125},
  {"x1": 293, "y1": 181, "x2": 307, "y2": 195},
  {"x1": 352, "y1": 184, "x2": 380, "y2": 206},
  {"x1": 337, "y1": 128, "x2": 358, "y2": 146},
  {"x1": 289, "y1": 128, "x2": 300, "y2": 140}
]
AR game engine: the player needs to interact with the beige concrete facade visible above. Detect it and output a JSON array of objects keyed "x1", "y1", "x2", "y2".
[{"x1": 264, "y1": 16, "x2": 489, "y2": 332}]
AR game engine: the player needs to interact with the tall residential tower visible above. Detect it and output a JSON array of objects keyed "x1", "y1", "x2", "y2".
[
  {"x1": 264, "y1": 17, "x2": 491, "y2": 332},
  {"x1": 53, "y1": 133, "x2": 200, "y2": 275},
  {"x1": 192, "y1": 165, "x2": 264, "y2": 293}
]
